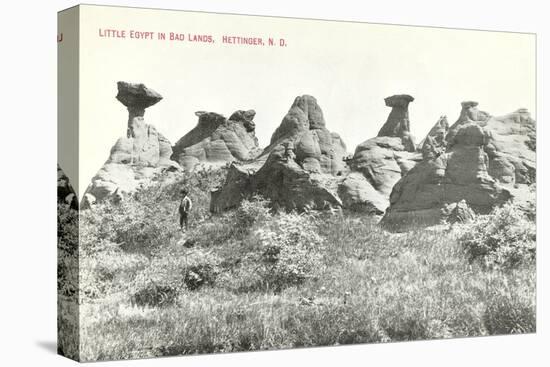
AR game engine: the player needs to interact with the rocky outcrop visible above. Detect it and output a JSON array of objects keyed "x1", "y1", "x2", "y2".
[
  {"x1": 445, "y1": 101, "x2": 491, "y2": 145},
  {"x1": 377, "y1": 94, "x2": 416, "y2": 152},
  {"x1": 421, "y1": 116, "x2": 449, "y2": 160},
  {"x1": 337, "y1": 172, "x2": 388, "y2": 214},
  {"x1": 171, "y1": 109, "x2": 262, "y2": 170},
  {"x1": 84, "y1": 82, "x2": 181, "y2": 204},
  {"x1": 211, "y1": 95, "x2": 349, "y2": 212},
  {"x1": 343, "y1": 94, "x2": 422, "y2": 213},
  {"x1": 264, "y1": 95, "x2": 348, "y2": 175},
  {"x1": 57, "y1": 165, "x2": 78, "y2": 210},
  {"x1": 381, "y1": 102, "x2": 535, "y2": 231},
  {"x1": 446, "y1": 200, "x2": 475, "y2": 224},
  {"x1": 484, "y1": 109, "x2": 536, "y2": 185},
  {"x1": 211, "y1": 94, "x2": 430, "y2": 214}
]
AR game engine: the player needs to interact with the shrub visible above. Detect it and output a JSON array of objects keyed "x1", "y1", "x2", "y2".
[
  {"x1": 112, "y1": 202, "x2": 177, "y2": 254},
  {"x1": 233, "y1": 195, "x2": 272, "y2": 235},
  {"x1": 184, "y1": 262, "x2": 219, "y2": 290},
  {"x1": 79, "y1": 167, "x2": 228, "y2": 256},
  {"x1": 459, "y1": 203, "x2": 536, "y2": 269},
  {"x1": 130, "y1": 248, "x2": 221, "y2": 307},
  {"x1": 255, "y1": 212, "x2": 323, "y2": 291},
  {"x1": 132, "y1": 283, "x2": 179, "y2": 308}
]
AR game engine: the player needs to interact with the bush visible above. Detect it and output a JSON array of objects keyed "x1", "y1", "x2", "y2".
[
  {"x1": 214, "y1": 199, "x2": 323, "y2": 293},
  {"x1": 459, "y1": 203, "x2": 536, "y2": 269},
  {"x1": 132, "y1": 284, "x2": 179, "y2": 308},
  {"x1": 233, "y1": 195, "x2": 272, "y2": 235},
  {"x1": 184, "y1": 262, "x2": 219, "y2": 290},
  {"x1": 79, "y1": 167, "x2": 228, "y2": 256},
  {"x1": 130, "y1": 248, "x2": 221, "y2": 307},
  {"x1": 255, "y1": 212, "x2": 323, "y2": 291}
]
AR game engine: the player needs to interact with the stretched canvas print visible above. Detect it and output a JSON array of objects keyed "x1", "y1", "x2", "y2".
[{"x1": 57, "y1": 4, "x2": 537, "y2": 362}]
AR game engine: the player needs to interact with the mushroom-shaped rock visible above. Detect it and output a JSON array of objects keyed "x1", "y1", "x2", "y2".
[
  {"x1": 116, "y1": 81, "x2": 163, "y2": 116},
  {"x1": 377, "y1": 94, "x2": 415, "y2": 140},
  {"x1": 84, "y1": 82, "x2": 180, "y2": 205},
  {"x1": 345, "y1": 94, "x2": 422, "y2": 212}
]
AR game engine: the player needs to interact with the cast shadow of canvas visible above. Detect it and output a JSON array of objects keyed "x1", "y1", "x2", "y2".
[{"x1": 36, "y1": 340, "x2": 57, "y2": 354}]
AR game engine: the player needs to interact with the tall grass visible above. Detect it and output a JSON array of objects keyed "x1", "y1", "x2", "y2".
[{"x1": 76, "y1": 170, "x2": 536, "y2": 361}]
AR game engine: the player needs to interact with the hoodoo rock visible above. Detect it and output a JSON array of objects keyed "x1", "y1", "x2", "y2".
[
  {"x1": 446, "y1": 101, "x2": 491, "y2": 145},
  {"x1": 343, "y1": 94, "x2": 422, "y2": 213},
  {"x1": 377, "y1": 94, "x2": 416, "y2": 151},
  {"x1": 265, "y1": 95, "x2": 348, "y2": 175},
  {"x1": 84, "y1": 82, "x2": 181, "y2": 204},
  {"x1": 211, "y1": 95, "x2": 349, "y2": 212},
  {"x1": 381, "y1": 102, "x2": 536, "y2": 231},
  {"x1": 116, "y1": 81, "x2": 163, "y2": 118},
  {"x1": 171, "y1": 109, "x2": 262, "y2": 170}
]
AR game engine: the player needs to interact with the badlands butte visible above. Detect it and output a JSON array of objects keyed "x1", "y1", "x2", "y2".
[{"x1": 75, "y1": 81, "x2": 536, "y2": 231}]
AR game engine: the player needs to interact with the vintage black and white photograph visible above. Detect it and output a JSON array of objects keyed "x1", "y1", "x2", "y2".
[{"x1": 56, "y1": 4, "x2": 536, "y2": 363}]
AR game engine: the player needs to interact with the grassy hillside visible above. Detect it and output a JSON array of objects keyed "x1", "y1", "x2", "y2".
[{"x1": 67, "y1": 169, "x2": 535, "y2": 361}]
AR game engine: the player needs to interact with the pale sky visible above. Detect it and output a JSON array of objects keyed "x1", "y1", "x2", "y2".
[{"x1": 63, "y1": 5, "x2": 535, "y2": 197}]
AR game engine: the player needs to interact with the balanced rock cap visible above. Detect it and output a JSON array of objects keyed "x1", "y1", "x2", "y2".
[
  {"x1": 116, "y1": 81, "x2": 163, "y2": 111},
  {"x1": 461, "y1": 101, "x2": 479, "y2": 109},
  {"x1": 377, "y1": 94, "x2": 415, "y2": 139},
  {"x1": 384, "y1": 94, "x2": 414, "y2": 108}
]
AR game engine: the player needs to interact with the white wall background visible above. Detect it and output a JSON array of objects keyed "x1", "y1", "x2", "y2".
[{"x1": 0, "y1": 0, "x2": 548, "y2": 366}]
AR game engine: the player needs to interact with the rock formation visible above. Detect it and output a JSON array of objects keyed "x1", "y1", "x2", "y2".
[
  {"x1": 446, "y1": 101, "x2": 490, "y2": 143},
  {"x1": 337, "y1": 172, "x2": 388, "y2": 214},
  {"x1": 377, "y1": 94, "x2": 416, "y2": 151},
  {"x1": 264, "y1": 95, "x2": 348, "y2": 175},
  {"x1": 211, "y1": 94, "x2": 430, "y2": 214},
  {"x1": 381, "y1": 102, "x2": 536, "y2": 231},
  {"x1": 341, "y1": 94, "x2": 422, "y2": 213},
  {"x1": 446, "y1": 200, "x2": 475, "y2": 224},
  {"x1": 171, "y1": 109, "x2": 262, "y2": 170},
  {"x1": 421, "y1": 116, "x2": 449, "y2": 160},
  {"x1": 84, "y1": 82, "x2": 181, "y2": 204},
  {"x1": 211, "y1": 95, "x2": 348, "y2": 212},
  {"x1": 57, "y1": 165, "x2": 78, "y2": 210}
]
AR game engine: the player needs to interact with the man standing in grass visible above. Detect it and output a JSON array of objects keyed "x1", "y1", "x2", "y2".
[{"x1": 178, "y1": 189, "x2": 193, "y2": 233}]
